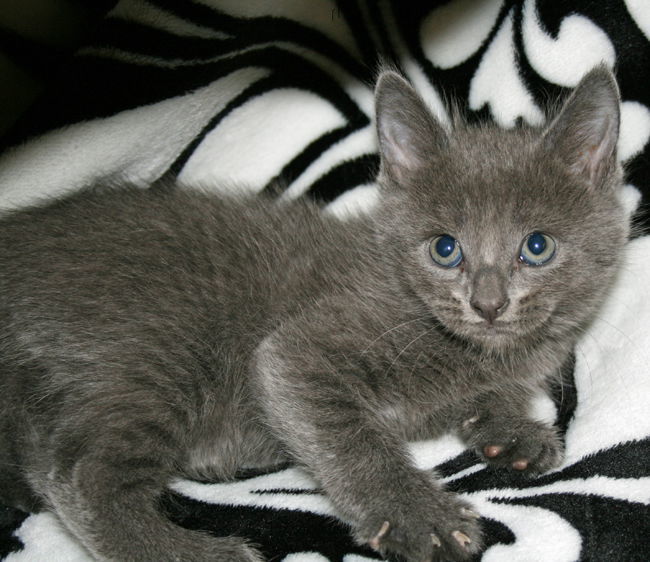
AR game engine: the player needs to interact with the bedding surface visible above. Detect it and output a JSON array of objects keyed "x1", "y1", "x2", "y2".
[{"x1": 0, "y1": 1, "x2": 649, "y2": 561}]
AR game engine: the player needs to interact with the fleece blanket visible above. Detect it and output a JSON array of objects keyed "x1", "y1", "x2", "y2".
[{"x1": 0, "y1": 1, "x2": 649, "y2": 561}]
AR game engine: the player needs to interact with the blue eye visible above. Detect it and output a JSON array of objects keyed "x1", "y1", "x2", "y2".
[
  {"x1": 430, "y1": 235, "x2": 463, "y2": 267},
  {"x1": 519, "y1": 232, "x2": 556, "y2": 266}
]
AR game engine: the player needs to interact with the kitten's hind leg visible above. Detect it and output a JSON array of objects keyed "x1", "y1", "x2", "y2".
[{"x1": 41, "y1": 417, "x2": 262, "y2": 562}]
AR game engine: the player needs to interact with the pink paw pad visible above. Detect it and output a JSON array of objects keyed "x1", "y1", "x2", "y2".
[
  {"x1": 512, "y1": 459, "x2": 529, "y2": 470},
  {"x1": 483, "y1": 445, "x2": 502, "y2": 458}
]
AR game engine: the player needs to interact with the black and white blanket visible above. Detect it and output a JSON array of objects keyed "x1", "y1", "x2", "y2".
[{"x1": 0, "y1": 1, "x2": 649, "y2": 560}]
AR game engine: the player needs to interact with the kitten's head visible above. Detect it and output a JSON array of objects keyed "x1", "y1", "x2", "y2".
[{"x1": 374, "y1": 66, "x2": 629, "y2": 351}]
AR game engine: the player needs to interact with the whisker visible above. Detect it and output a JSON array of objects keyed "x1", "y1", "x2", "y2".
[
  {"x1": 588, "y1": 314, "x2": 639, "y2": 351},
  {"x1": 360, "y1": 314, "x2": 431, "y2": 355},
  {"x1": 383, "y1": 325, "x2": 438, "y2": 377},
  {"x1": 573, "y1": 316, "x2": 641, "y2": 407}
]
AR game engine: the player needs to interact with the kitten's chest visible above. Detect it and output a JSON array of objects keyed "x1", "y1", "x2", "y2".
[{"x1": 371, "y1": 334, "x2": 541, "y2": 436}]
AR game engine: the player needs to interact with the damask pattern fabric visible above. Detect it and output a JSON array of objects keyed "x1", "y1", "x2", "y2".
[{"x1": 0, "y1": 1, "x2": 648, "y2": 561}]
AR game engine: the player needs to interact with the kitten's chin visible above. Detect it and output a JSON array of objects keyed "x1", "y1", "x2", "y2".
[{"x1": 455, "y1": 322, "x2": 529, "y2": 349}]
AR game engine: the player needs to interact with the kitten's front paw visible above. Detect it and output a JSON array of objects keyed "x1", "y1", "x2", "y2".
[
  {"x1": 461, "y1": 416, "x2": 563, "y2": 474},
  {"x1": 355, "y1": 490, "x2": 482, "y2": 561}
]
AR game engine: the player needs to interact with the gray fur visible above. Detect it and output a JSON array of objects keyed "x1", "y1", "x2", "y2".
[{"x1": 0, "y1": 66, "x2": 628, "y2": 561}]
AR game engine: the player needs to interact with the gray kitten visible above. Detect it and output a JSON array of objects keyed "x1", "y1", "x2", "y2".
[{"x1": 0, "y1": 66, "x2": 628, "y2": 562}]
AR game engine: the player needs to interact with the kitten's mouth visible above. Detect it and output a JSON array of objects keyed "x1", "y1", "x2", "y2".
[
  {"x1": 473, "y1": 323, "x2": 514, "y2": 335},
  {"x1": 462, "y1": 316, "x2": 549, "y2": 347},
  {"x1": 463, "y1": 321, "x2": 522, "y2": 342}
]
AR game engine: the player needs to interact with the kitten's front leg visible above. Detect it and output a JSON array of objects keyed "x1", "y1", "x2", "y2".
[
  {"x1": 253, "y1": 335, "x2": 482, "y2": 562},
  {"x1": 457, "y1": 390, "x2": 564, "y2": 474}
]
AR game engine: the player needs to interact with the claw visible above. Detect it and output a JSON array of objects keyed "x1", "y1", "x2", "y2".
[
  {"x1": 452, "y1": 530, "x2": 472, "y2": 549},
  {"x1": 461, "y1": 507, "x2": 480, "y2": 519},
  {"x1": 513, "y1": 459, "x2": 529, "y2": 470},
  {"x1": 369, "y1": 520, "x2": 390, "y2": 551},
  {"x1": 431, "y1": 533, "x2": 441, "y2": 547},
  {"x1": 462, "y1": 415, "x2": 479, "y2": 428}
]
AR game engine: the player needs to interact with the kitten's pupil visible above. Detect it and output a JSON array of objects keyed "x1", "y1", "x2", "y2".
[
  {"x1": 436, "y1": 235, "x2": 456, "y2": 258},
  {"x1": 527, "y1": 233, "x2": 546, "y2": 255}
]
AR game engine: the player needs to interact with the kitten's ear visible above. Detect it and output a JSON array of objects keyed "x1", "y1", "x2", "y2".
[
  {"x1": 542, "y1": 65, "x2": 620, "y2": 190},
  {"x1": 375, "y1": 71, "x2": 448, "y2": 184}
]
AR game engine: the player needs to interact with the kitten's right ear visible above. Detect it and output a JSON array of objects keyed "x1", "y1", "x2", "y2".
[
  {"x1": 375, "y1": 71, "x2": 448, "y2": 185},
  {"x1": 541, "y1": 65, "x2": 621, "y2": 190}
]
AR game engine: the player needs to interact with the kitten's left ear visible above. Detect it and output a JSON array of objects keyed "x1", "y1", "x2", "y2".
[
  {"x1": 542, "y1": 65, "x2": 621, "y2": 190},
  {"x1": 375, "y1": 71, "x2": 448, "y2": 185}
]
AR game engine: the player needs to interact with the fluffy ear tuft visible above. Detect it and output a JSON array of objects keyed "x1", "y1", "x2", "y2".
[
  {"x1": 542, "y1": 65, "x2": 621, "y2": 190},
  {"x1": 375, "y1": 71, "x2": 448, "y2": 185}
]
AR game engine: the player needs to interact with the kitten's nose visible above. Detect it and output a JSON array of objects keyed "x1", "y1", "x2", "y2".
[
  {"x1": 470, "y1": 297, "x2": 509, "y2": 324},
  {"x1": 471, "y1": 266, "x2": 509, "y2": 324}
]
